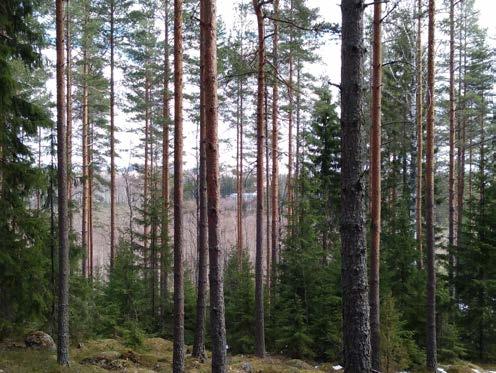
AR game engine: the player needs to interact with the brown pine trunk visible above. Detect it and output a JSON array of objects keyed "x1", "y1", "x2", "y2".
[
  {"x1": 56, "y1": 0, "x2": 70, "y2": 363},
  {"x1": 81, "y1": 42, "x2": 89, "y2": 277},
  {"x1": 193, "y1": 0, "x2": 208, "y2": 359},
  {"x1": 425, "y1": 0, "x2": 437, "y2": 370},
  {"x1": 37, "y1": 127, "x2": 42, "y2": 209},
  {"x1": 66, "y1": 0, "x2": 73, "y2": 231},
  {"x1": 369, "y1": 0, "x2": 382, "y2": 370},
  {"x1": 172, "y1": 0, "x2": 185, "y2": 370},
  {"x1": 89, "y1": 129, "x2": 94, "y2": 279},
  {"x1": 415, "y1": 0, "x2": 424, "y2": 270},
  {"x1": 203, "y1": 1, "x2": 227, "y2": 370},
  {"x1": 161, "y1": 0, "x2": 171, "y2": 328},
  {"x1": 252, "y1": 0, "x2": 266, "y2": 358},
  {"x1": 448, "y1": 0, "x2": 456, "y2": 298},
  {"x1": 456, "y1": 3, "x2": 466, "y2": 250},
  {"x1": 265, "y1": 80, "x2": 271, "y2": 292},
  {"x1": 236, "y1": 77, "x2": 245, "y2": 263},
  {"x1": 236, "y1": 78, "x2": 242, "y2": 262},
  {"x1": 109, "y1": 0, "x2": 116, "y2": 269},
  {"x1": 144, "y1": 74, "x2": 151, "y2": 275},
  {"x1": 286, "y1": 0, "x2": 294, "y2": 226},
  {"x1": 340, "y1": 0, "x2": 370, "y2": 371},
  {"x1": 270, "y1": 0, "x2": 280, "y2": 297}
]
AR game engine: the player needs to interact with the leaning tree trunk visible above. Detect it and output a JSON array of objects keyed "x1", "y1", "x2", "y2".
[
  {"x1": 172, "y1": 0, "x2": 185, "y2": 371},
  {"x1": 369, "y1": 0, "x2": 382, "y2": 370},
  {"x1": 193, "y1": 0, "x2": 208, "y2": 359},
  {"x1": 252, "y1": 0, "x2": 266, "y2": 358},
  {"x1": 56, "y1": 0, "x2": 70, "y2": 364},
  {"x1": 203, "y1": 1, "x2": 227, "y2": 371},
  {"x1": 425, "y1": 0, "x2": 437, "y2": 370},
  {"x1": 340, "y1": 1, "x2": 370, "y2": 372}
]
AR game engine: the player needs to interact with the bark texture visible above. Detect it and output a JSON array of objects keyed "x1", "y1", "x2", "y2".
[
  {"x1": 173, "y1": 0, "x2": 185, "y2": 371},
  {"x1": 193, "y1": 0, "x2": 208, "y2": 359},
  {"x1": 56, "y1": 0, "x2": 70, "y2": 364},
  {"x1": 203, "y1": 1, "x2": 227, "y2": 370},
  {"x1": 109, "y1": 0, "x2": 116, "y2": 269},
  {"x1": 253, "y1": 0, "x2": 266, "y2": 358},
  {"x1": 369, "y1": 0, "x2": 382, "y2": 370},
  {"x1": 340, "y1": 1, "x2": 370, "y2": 372},
  {"x1": 415, "y1": 0, "x2": 424, "y2": 270},
  {"x1": 425, "y1": 0, "x2": 438, "y2": 369}
]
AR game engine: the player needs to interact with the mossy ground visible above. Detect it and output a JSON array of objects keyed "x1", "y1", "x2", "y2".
[{"x1": 0, "y1": 339, "x2": 495, "y2": 372}]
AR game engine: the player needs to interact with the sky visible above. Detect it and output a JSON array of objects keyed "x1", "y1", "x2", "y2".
[{"x1": 42, "y1": 0, "x2": 496, "y2": 172}]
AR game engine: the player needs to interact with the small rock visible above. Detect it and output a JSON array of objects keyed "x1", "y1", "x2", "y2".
[
  {"x1": 240, "y1": 362, "x2": 253, "y2": 372},
  {"x1": 24, "y1": 331, "x2": 56, "y2": 351},
  {"x1": 77, "y1": 342, "x2": 84, "y2": 349},
  {"x1": 287, "y1": 359, "x2": 313, "y2": 370}
]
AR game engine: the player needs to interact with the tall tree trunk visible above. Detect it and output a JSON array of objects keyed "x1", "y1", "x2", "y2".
[
  {"x1": 369, "y1": 0, "x2": 382, "y2": 370},
  {"x1": 193, "y1": 0, "x2": 208, "y2": 358},
  {"x1": 456, "y1": 0, "x2": 466, "y2": 273},
  {"x1": 144, "y1": 73, "x2": 151, "y2": 276},
  {"x1": 285, "y1": 0, "x2": 295, "y2": 227},
  {"x1": 37, "y1": 127, "x2": 42, "y2": 209},
  {"x1": 270, "y1": 0, "x2": 280, "y2": 299},
  {"x1": 56, "y1": 0, "x2": 70, "y2": 363},
  {"x1": 81, "y1": 43, "x2": 89, "y2": 277},
  {"x1": 477, "y1": 91, "x2": 485, "y2": 361},
  {"x1": 236, "y1": 77, "x2": 245, "y2": 263},
  {"x1": 265, "y1": 78, "x2": 271, "y2": 293},
  {"x1": 425, "y1": 0, "x2": 437, "y2": 369},
  {"x1": 415, "y1": 0, "x2": 424, "y2": 270},
  {"x1": 340, "y1": 1, "x2": 370, "y2": 371},
  {"x1": 203, "y1": 1, "x2": 227, "y2": 370},
  {"x1": 172, "y1": 0, "x2": 185, "y2": 370},
  {"x1": 448, "y1": 0, "x2": 457, "y2": 299},
  {"x1": 109, "y1": 0, "x2": 116, "y2": 270},
  {"x1": 89, "y1": 126, "x2": 94, "y2": 279},
  {"x1": 66, "y1": 0, "x2": 73, "y2": 230},
  {"x1": 161, "y1": 0, "x2": 171, "y2": 329},
  {"x1": 253, "y1": 0, "x2": 266, "y2": 358}
]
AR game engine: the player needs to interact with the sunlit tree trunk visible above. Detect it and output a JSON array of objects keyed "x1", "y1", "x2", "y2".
[{"x1": 109, "y1": 0, "x2": 116, "y2": 269}]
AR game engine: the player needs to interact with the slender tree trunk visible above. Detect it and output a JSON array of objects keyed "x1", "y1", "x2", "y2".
[
  {"x1": 81, "y1": 44, "x2": 89, "y2": 277},
  {"x1": 415, "y1": 0, "x2": 424, "y2": 270},
  {"x1": 193, "y1": 0, "x2": 208, "y2": 358},
  {"x1": 477, "y1": 91, "x2": 485, "y2": 361},
  {"x1": 89, "y1": 129, "x2": 94, "y2": 279},
  {"x1": 270, "y1": 0, "x2": 280, "y2": 298},
  {"x1": 425, "y1": 0, "x2": 437, "y2": 370},
  {"x1": 265, "y1": 78, "x2": 271, "y2": 292},
  {"x1": 369, "y1": 0, "x2": 382, "y2": 370},
  {"x1": 172, "y1": 0, "x2": 185, "y2": 370},
  {"x1": 66, "y1": 0, "x2": 73, "y2": 230},
  {"x1": 37, "y1": 127, "x2": 42, "y2": 209},
  {"x1": 448, "y1": 0, "x2": 457, "y2": 299},
  {"x1": 237, "y1": 78, "x2": 245, "y2": 263},
  {"x1": 456, "y1": 2, "x2": 466, "y2": 261},
  {"x1": 340, "y1": 1, "x2": 370, "y2": 371},
  {"x1": 253, "y1": 0, "x2": 266, "y2": 358},
  {"x1": 56, "y1": 0, "x2": 69, "y2": 363},
  {"x1": 109, "y1": 0, "x2": 116, "y2": 269},
  {"x1": 285, "y1": 0, "x2": 294, "y2": 227},
  {"x1": 161, "y1": 0, "x2": 171, "y2": 329},
  {"x1": 203, "y1": 1, "x2": 227, "y2": 370},
  {"x1": 144, "y1": 74, "x2": 151, "y2": 276}
]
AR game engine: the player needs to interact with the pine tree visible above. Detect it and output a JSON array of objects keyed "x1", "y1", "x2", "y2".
[{"x1": 340, "y1": 0, "x2": 370, "y2": 371}]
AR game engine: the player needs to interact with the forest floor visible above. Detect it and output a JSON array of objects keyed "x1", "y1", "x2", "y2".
[{"x1": 0, "y1": 337, "x2": 495, "y2": 373}]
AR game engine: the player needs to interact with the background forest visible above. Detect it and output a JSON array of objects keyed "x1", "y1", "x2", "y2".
[{"x1": 0, "y1": 0, "x2": 495, "y2": 372}]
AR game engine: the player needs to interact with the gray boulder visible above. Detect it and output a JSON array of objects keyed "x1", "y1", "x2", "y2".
[{"x1": 24, "y1": 331, "x2": 56, "y2": 351}]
